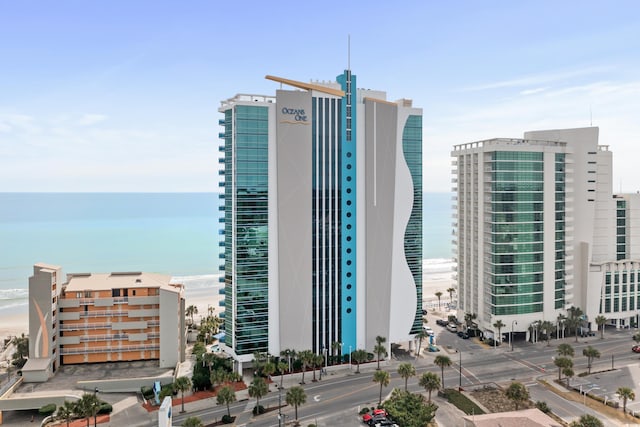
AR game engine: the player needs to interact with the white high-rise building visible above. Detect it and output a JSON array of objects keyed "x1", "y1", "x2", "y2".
[
  {"x1": 218, "y1": 71, "x2": 424, "y2": 370},
  {"x1": 452, "y1": 127, "x2": 640, "y2": 341}
]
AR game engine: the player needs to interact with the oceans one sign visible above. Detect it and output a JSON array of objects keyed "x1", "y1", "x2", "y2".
[{"x1": 281, "y1": 107, "x2": 308, "y2": 123}]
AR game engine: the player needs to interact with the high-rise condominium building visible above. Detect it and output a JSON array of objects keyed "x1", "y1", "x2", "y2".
[
  {"x1": 218, "y1": 70, "x2": 423, "y2": 369},
  {"x1": 452, "y1": 127, "x2": 640, "y2": 341}
]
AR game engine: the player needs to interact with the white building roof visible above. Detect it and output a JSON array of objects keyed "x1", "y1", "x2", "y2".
[{"x1": 64, "y1": 271, "x2": 182, "y2": 294}]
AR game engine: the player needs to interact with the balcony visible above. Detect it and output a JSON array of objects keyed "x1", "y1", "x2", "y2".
[{"x1": 59, "y1": 344, "x2": 160, "y2": 355}]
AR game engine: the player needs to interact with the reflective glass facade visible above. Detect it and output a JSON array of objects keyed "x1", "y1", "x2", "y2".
[
  {"x1": 617, "y1": 200, "x2": 627, "y2": 260},
  {"x1": 489, "y1": 151, "x2": 545, "y2": 315},
  {"x1": 222, "y1": 105, "x2": 269, "y2": 355},
  {"x1": 402, "y1": 115, "x2": 423, "y2": 334},
  {"x1": 554, "y1": 153, "x2": 566, "y2": 308},
  {"x1": 311, "y1": 96, "x2": 342, "y2": 353}
]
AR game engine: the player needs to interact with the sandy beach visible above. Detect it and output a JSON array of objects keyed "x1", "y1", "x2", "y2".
[{"x1": 0, "y1": 270, "x2": 454, "y2": 349}]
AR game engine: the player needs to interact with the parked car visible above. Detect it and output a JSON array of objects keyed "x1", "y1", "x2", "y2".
[
  {"x1": 632, "y1": 345, "x2": 640, "y2": 353},
  {"x1": 436, "y1": 319, "x2": 447, "y2": 326},
  {"x1": 446, "y1": 323, "x2": 458, "y2": 332}
]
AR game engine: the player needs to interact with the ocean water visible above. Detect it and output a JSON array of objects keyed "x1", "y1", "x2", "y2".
[{"x1": 0, "y1": 192, "x2": 453, "y2": 313}]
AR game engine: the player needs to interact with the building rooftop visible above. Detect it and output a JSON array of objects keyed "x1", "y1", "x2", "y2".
[{"x1": 64, "y1": 271, "x2": 182, "y2": 293}]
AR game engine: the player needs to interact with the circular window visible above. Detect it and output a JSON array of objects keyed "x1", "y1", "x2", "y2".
[
  {"x1": 347, "y1": 152, "x2": 352, "y2": 158},
  {"x1": 346, "y1": 164, "x2": 352, "y2": 170},
  {"x1": 347, "y1": 284, "x2": 352, "y2": 289},
  {"x1": 347, "y1": 296, "x2": 352, "y2": 302},
  {"x1": 346, "y1": 308, "x2": 352, "y2": 314}
]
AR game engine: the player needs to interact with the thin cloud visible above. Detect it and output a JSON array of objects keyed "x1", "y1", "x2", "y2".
[
  {"x1": 78, "y1": 114, "x2": 108, "y2": 126},
  {"x1": 520, "y1": 87, "x2": 548, "y2": 96},
  {"x1": 460, "y1": 66, "x2": 614, "y2": 92}
]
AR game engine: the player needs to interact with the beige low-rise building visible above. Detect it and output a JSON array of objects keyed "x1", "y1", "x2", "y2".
[{"x1": 26, "y1": 263, "x2": 186, "y2": 382}]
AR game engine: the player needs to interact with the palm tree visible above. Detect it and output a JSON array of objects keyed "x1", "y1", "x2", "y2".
[
  {"x1": 582, "y1": 346, "x2": 600, "y2": 374},
  {"x1": 540, "y1": 320, "x2": 554, "y2": 346},
  {"x1": 216, "y1": 385, "x2": 236, "y2": 419},
  {"x1": 174, "y1": 376, "x2": 192, "y2": 413},
  {"x1": 76, "y1": 393, "x2": 100, "y2": 427},
  {"x1": 557, "y1": 343, "x2": 575, "y2": 357},
  {"x1": 277, "y1": 360, "x2": 288, "y2": 388},
  {"x1": 567, "y1": 306, "x2": 584, "y2": 342},
  {"x1": 595, "y1": 315, "x2": 607, "y2": 339},
  {"x1": 10, "y1": 333, "x2": 29, "y2": 368},
  {"x1": 569, "y1": 414, "x2": 604, "y2": 427},
  {"x1": 505, "y1": 381, "x2": 529, "y2": 410},
  {"x1": 186, "y1": 305, "x2": 198, "y2": 326},
  {"x1": 374, "y1": 339, "x2": 387, "y2": 370},
  {"x1": 248, "y1": 377, "x2": 268, "y2": 411},
  {"x1": 415, "y1": 329, "x2": 429, "y2": 357},
  {"x1": 286, "y1": 386, "x2": 307, "y2": 421},
  {"x1": 182, "y1": 416, "x2": 204, "y2": 427},
  {"x1": 447, "y1": 287, "x2": 455, "y2": 303},
  {"x1": 280, "y1": 348, "x2": 296, "y2": 372},
  {"x1": 298, "y1": 350, "x2": 314, "y2": 384},
  {"x1": 435, "y1": 291, "x2": 443, "y2": 310},
  {"x1": 352, "y1": 349, "x2": 369, "y2": 373},
  {"x1": 56, "y1": 400, "x2": 76, "y2": 427},
  {"x1": 373, "y1": 370, "x2": 390, "y2": 405},
  {"x1": 464, "y1": 312, "x2": 477, "y2": 330},
  {"x1": 397, "y1": 363, "x2": 416, "y2": 391},
  {"x1": 557, "y1": 313, "x2": 567, "y2": 339},
  {"x1": 262, "y1": 361, "x2": 276, "y2": 380},
  {"x1": 493, "y1": 320, "x2": 505, "y2": 346},
  {"x1": 563, "y1": 367, "x2": 574, "y2": 387},
  {"x1": 554, "y1": 357, "x2": 573, "y2": 381},
  {"x1": 312, "y1": 354, "x2": 324, "y2": 381},
  {"x1": 434, "y1": 355, "x2": 452, "y2": 389},
  {"x1": 617, "y1": 386, "x2": 635, "y2": 415},
  {"x1": 331, "y1": 341, "x2": 341, "y2": 363},
  {"x1": 419, "y1": 372, "x2": 440, "y2": 402}
]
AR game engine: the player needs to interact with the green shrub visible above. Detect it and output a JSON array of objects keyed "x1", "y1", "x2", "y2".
[
  {"x1": 442, "y1": 389, "x2": 485, "y2": 415},
  {"x1": 98, "y1": 402, "x2": 113, "y2": 414},
  {"x1": 535, "y1": 401, "x2": 550, "y2": 413},
  {"x1": 38, "y1": 403, "x2": 56, "y2": 416},
  {"x1": 141, "y1": 386, "x2": 154, "y2": 400},
  {"x1": 252, "y1": 405, "x2": 265, "y2": 415},
  {"x1": 221, "y1": 414, "x2": 234, "y2": 424},
  {"x1": 359, "y1": 407, "x2": 370, "y2": 415}
]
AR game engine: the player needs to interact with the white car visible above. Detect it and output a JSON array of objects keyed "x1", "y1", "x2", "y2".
[{"x1": 423, "y1": 326, "x2": 435, "y2": 336}]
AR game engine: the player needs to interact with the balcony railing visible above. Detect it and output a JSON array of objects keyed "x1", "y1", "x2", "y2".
[{"x1": 60, "y1": 344, "x2": 160, "y2": 355}]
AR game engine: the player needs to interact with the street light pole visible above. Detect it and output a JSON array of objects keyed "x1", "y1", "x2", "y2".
[
  {"x1": 582, "y1": 386, "x2": 600, "y2": 406},
  {"x1": 458, "y1": 350, "x2": 462, "y2": 390},
  {"x1": 511, "y1": 320, "x2": 517, "y2": 352},
  {"x1": 349, "y1": 345, "x2": 352, "y2": 370},
  {"x1": 277, "y1": 385, "x2": 283, "y2": 427},
  {"x1": 94, "y1": 387, "x2": 99, "y2": 427}
]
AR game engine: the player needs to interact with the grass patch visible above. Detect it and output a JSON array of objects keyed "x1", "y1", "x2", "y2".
[{"x1": 441, "y1": 388, "x2": 485, "y2": 415}]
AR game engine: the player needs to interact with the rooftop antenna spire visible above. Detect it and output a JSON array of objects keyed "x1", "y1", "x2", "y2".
[{"x1": 348, "y1": 34, "x2": 351, "y2": 71}]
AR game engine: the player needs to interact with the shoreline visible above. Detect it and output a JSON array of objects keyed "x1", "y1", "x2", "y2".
[{"x1": 0, "y1": 272, "x2": 454, "y2": 343}]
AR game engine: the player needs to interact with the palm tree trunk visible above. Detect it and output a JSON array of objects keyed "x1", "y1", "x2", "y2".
[
  {"x1": 428, "y1": 390, "x2": 432, "y2": 402},
  {"x1": 404, "y1": 378, "x2": 408, "y2": 391},
  {"x1": 181, "y1": 390, "x2": 185, "y2": 413},
  {"x1": 379, "y1": 383, "x2": 383, "y2": 405},
  {"x1": 295, "y1": 403, "x2": 298, "y2": 420},
  {"x1": 377, "y1": 355, "x2": 380, "y2": 370}
]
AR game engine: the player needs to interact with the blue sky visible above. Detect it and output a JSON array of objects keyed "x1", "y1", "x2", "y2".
[{"x1": 2, "y1": 1, "x2": 640, "y2": 192}]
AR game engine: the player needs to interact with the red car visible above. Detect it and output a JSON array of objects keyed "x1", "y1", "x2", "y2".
[
  {"x1": 632, "y1": 345, "x2": 640, "y2": 353},
  {"x1": 362, "y1": 409, "x2": 388, "y2": 423}
]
